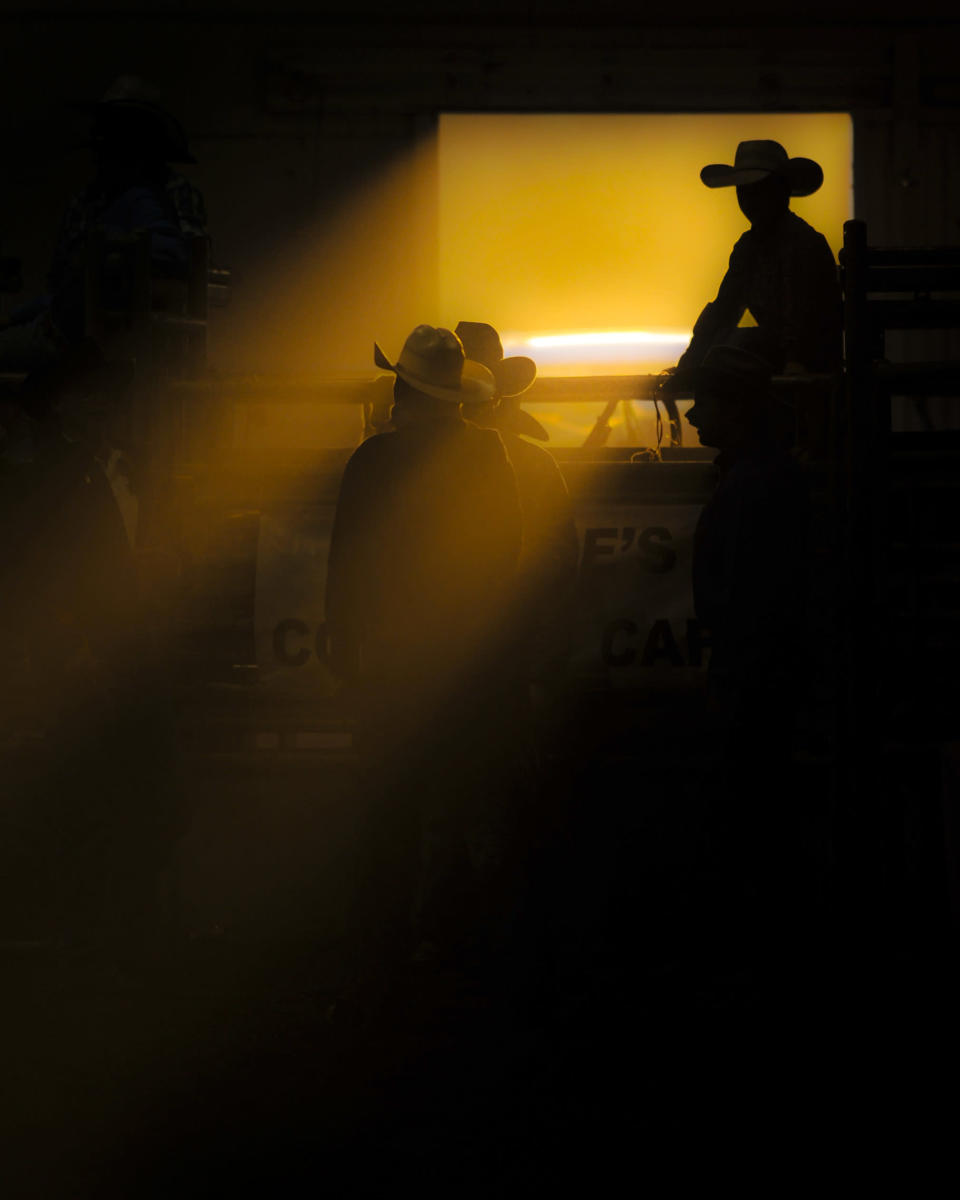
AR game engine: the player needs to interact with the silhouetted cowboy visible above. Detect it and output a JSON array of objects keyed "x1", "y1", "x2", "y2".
[
  {"x1": 0, "y1": 76, "x2": 207, "y2": 369},
  {"x1": 326, "y1": 325, "x2": 520, "y2": 696},
  {"x1": 326, "y1": 325, "x2": 522, "y2": 976},
  {"x1": 670, "y1": 140, "x2": 841, "y2": 388},
  {"x1": 1, "y1": 352, "x2": 181, "y2": 973},
  {"x1": 455, "y1": 321, "x2": 578, "y2": 687}
]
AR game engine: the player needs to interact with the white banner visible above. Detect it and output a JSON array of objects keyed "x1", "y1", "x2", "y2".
[{"x1": 571, "y1": 504, "x2": 707, "y2": 690}]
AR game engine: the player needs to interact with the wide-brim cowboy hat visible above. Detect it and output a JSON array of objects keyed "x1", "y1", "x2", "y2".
[
  {"x1": 454, "y1": 321, "x2": 537, "y2": 399},
  {"x1": 73, "y1": 75, "x2": 197, "y2": 164},
  {"x1": 454, "y1": 321, "x2": 547, "y2": 439},
  {"x1": 700, "y1": 139, "x2": 823, "y2": 198},
  {"x1": 374, "y1": 325, "x2": 496, "y2": 404}
]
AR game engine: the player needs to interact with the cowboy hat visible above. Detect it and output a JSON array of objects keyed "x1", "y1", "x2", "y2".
[
  {"x1": 700, "y1": 140, "x2": 822, "y2": 197},
  {"x1": 454, "y1": 321, "x2": 548, "y2": 441},
  {"x1": 76, "y1": 75, "x2": 197, "y2": 164},
  {"x1": 374, "y1": 325, "x2": 496, "y2": 404},
  {"x1": 454, "y1": 322, "x2": 537, "y2": 398}
]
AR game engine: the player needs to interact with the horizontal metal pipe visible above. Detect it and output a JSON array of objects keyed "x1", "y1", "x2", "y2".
[{"x1": 168, "y1": 372, "x2": 838, "y2": 403}]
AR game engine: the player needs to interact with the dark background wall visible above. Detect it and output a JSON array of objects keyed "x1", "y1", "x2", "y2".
[{"x1": 3, "y1": 5, "x2": 959, "y2": 373}]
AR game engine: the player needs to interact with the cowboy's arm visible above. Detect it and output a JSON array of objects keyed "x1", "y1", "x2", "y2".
[{"x1": 675, "y1": 236, "x2": 750, "y2": 375}]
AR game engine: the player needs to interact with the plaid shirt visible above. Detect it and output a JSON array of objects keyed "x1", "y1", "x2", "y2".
[
  {"x1": 14, "y1": 169, "x2": 211, "y2": 338},
  {"x1": 48, "y1": 169, "x2": 208, "y2": 292}
]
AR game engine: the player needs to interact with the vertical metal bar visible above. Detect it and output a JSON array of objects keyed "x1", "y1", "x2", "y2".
[{"x1": 838, "y1": 218, "x2": 882, "y2": 915}]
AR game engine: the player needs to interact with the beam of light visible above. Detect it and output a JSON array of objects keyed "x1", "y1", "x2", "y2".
[
  {"x1": 501, "y1": 329, "x2": 692, "y2": 374},
  {"x1": 522, "y1": 331, "x2": 691, "y2": 347}
]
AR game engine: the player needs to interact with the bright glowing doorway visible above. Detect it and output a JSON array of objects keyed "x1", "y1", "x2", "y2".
[{"x1": 438, "y1": 112, "x2": 852, "y2": 445}]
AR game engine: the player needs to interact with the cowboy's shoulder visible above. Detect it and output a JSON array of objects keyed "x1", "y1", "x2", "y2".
[
  {"x1": 729, "y1": 229, "x2": 754, "y2": 259},
  {"x1": 725, "y1": 230, "x2": 762, "y2": 276},
  {"x1": 337, "y1": 431, "x2": 405, "y2": 487},
  {"x1": 334, "y1": 434, "x2": 401, "y2": 511},
  {"x1": 345, "y1": 430, "x2": 397, "y2": 467},
  {"x1": 783, "y1": 210, "x2": 833, "y2": 249}
]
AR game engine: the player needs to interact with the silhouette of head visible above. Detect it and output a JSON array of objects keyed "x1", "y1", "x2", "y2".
[
  {"x1": 374, "y1": 325, "x2": 496, "y2": 424},
  {"x1": 391, "y1": 376, "x2": 452, "y2": 424},
  {"x1": 454, "y1": 321, "x2": 547, "y2": 440},
  {"x1": 687, "y1": 343, "x2": 774, "y2": 450},
  {"x1": 736, "y1": 172, "x2": 791, "y2": 229},
  {"x1": 701, "y1": 139, "x2": 822, "y2": 229},
  {"x1": 86, "y1": 75, "x2": 196, "y2": 168}
]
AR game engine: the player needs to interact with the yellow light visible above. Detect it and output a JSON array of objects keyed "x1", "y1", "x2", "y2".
[
  {"x1": 524, "y1": 332, "x2": 692, "y2": 347},
  {"x1": 212, "y1": 112, "x2": 853, "y2": 448},
  {"x1": 502, "y1": 329, "x2": 693, "y2": 373},
  {"x1": 439, "y1": 111, "x2": 853, "y2": 386}
]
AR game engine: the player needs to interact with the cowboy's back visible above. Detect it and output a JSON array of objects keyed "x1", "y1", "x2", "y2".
[
  {"x1": 680, "y1": 211, "x2": 840, "y2": 374},
  {"x1": 326, "y1": 416, "x2": 521, "y2": 699}
]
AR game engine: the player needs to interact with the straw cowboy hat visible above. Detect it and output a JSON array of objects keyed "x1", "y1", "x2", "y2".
[
  {"x1": 700, "y1": 140, "x2": 823, "y2": 197},
  {"x1": 374, "y1": 325, "x2": 496, "y2": 403},
  {"x1": 76, "y1": 75, "x2": 197, "y2": 164},
  {"x1": 454, "y1": 321, "x2": 548, "y2": 441}
]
